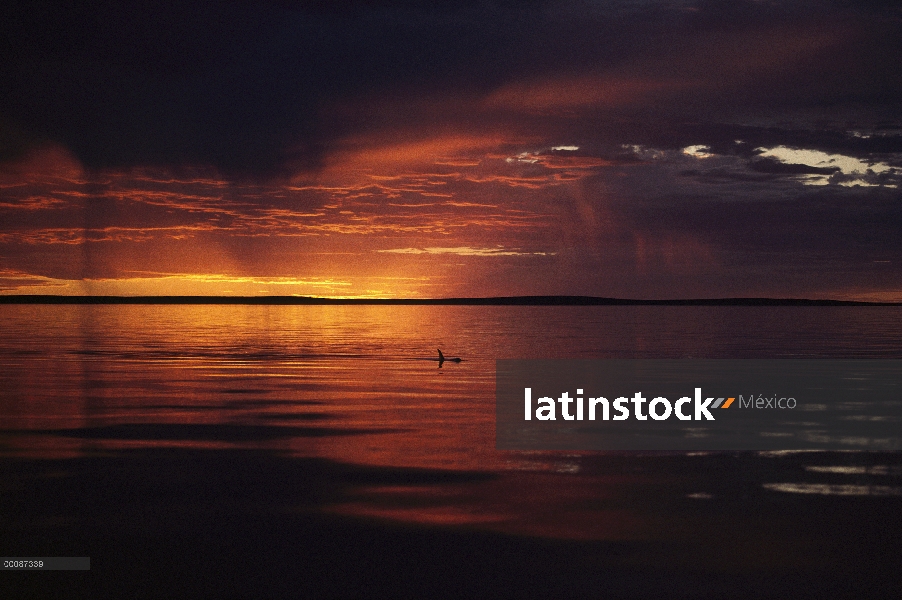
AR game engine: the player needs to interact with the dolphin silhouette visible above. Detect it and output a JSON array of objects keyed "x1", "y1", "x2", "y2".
[{"x1": 437, "y1": 349, "x2": 462, "y2": 367}]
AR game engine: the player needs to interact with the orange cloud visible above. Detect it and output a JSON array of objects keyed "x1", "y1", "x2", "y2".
[
  {"x1": 0, "y1": 144, "x2": 84, "y2": 184},
  {"x1": 315, "y1": 132, "x2": 522, "y2": 183}
]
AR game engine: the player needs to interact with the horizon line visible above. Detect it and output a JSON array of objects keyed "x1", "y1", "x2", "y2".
[{"x1": 1, "y1": 295, "x2": 900, "y2": 306}]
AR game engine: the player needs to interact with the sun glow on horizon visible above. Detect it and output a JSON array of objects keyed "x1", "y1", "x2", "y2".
[{"x1": 0, "y1": 272, "x2": 447, "y2": 299}]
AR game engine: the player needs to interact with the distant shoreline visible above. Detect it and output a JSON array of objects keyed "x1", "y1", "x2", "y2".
[{"x1": 1, "y1": 295, "x2": 899, "y2": 306}]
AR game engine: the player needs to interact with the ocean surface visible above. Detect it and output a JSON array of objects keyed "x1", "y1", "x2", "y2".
[{"x1": 2, "y1": 305, "x2": 901, "y2": 599}]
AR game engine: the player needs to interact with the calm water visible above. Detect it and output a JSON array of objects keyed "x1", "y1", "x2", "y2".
[{"x1": 2, "y1": 305, "x2": 902, "y2": 598}]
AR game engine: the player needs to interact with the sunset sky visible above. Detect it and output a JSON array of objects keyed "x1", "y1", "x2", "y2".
[{"x1": 2, "y1": 0, "x2": 901, "y2": 299}]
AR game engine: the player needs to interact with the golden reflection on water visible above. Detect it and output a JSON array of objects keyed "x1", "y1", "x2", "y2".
[
  {"x1": 0, "y1": 305, "x2": 498, "y2": 467},
  {"x1": 2, "y1": 304, "x2": 902, "y2": 547}
]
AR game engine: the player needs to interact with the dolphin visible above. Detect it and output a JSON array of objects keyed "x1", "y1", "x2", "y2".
[{"x1": 437, "y1": 349, "x2": 462, "y2": 367}]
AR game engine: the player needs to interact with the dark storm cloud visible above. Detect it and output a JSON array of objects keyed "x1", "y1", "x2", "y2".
[
  {"x1": 2, "y1": 0, "x2": 901, "y2": 177},
  {"x1": 621, "y1": 122, "x2": 902, "y2": 158},
  {"x1": 748, "y1": 158, "x2": 838, "y2": 175},
  {"x1": 0, "y1": 0, "x2": 549, "y2": 175},
  {"x1": 571, "y1": 138, "x2": 902, "y2": 297}
]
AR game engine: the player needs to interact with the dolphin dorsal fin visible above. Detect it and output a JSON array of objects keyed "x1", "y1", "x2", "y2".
[{"x1": 438, "y1": 349, "x2": 445, "y2": 361}]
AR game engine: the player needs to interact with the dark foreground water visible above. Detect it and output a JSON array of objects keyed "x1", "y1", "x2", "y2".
[{"x1": 1, "y1": 305, "x2": 901, "y2": 599}]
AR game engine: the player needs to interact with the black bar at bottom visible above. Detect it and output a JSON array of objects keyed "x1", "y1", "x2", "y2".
[{"x1": 2, "y1": 557, "x2": 90, "y2": 570}]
